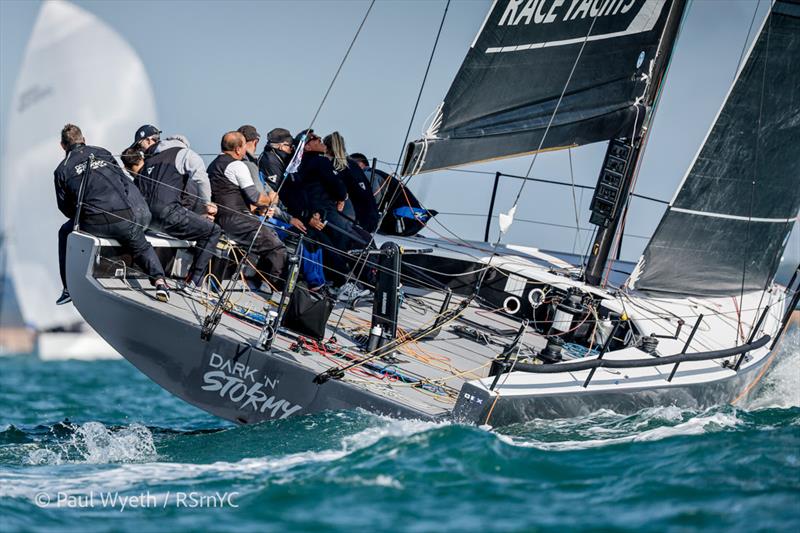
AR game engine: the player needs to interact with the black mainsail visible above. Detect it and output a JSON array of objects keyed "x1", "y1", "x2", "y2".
[
  {"x1": 402, "y1": 0, "x2": 681, "y2": 175},
  {"x1": 632, "y1": 0, "x2": 800, "y2": 297}
]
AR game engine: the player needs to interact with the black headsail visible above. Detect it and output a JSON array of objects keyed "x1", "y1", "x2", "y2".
[
  {"x1": 631, "y1": 0, "x2": 800, "y2": 297},
  {"x1": 402, "y1": 0, "x2": 680, "y2": 175}
]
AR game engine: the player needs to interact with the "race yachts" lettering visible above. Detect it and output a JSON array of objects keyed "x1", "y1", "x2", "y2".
[{"x1": 498, "y1": 0, "x2": 638, "y2": 26}]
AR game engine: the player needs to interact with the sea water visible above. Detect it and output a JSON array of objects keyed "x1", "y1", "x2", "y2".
[{"x1": 0, "y1": 331, "x2": 798, "y2": 532}]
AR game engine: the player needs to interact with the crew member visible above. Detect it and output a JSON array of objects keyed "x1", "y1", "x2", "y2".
[
  {"x1": 132, "y1": 125, "x2": 222, "y2": 289},
  {"x1": 121, "y1": 146, "x2": 144, "y2": 176},
  {"x1": 324, "y1": 132, "x2": 379, "y2": 233},
  {"x1": 208, "y1": 132, "x2": 287, "y2": 290},
  {"x1": 237, "y1": 125, "x2": 304, "y2": 233},
  {"x1": 134, "y1": 126, "x2": 215, "y2": 217},
  {"x1": 257, "y1": 127, "x2": 294, "y2": 193},
  {"x1": 350, "y1": 152, "x2": 390, "y2": 207},
  {"x1": 54, "y1": 124, "x2": 169, "y2": 303},
  {"x1": 295, "y1": 129, "x2": 368, "y2": 297}
]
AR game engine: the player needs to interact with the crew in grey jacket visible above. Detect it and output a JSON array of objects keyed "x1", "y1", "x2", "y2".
[{"x1": 136, "y1": 129, "x2": 216, "y2": 219}]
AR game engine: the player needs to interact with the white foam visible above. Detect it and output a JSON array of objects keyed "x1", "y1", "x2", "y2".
[
  {"x1": 496, "y1": 409, "x2": 741, "y2": 451},
  {"x1": 3, "y1": 414, "x2": 443, "y2": 499},
  {"x1": 22, "y1": 422, "x2": 156, "y2": 466},
  {"x1": 338, "y1": 474, "x2": 404, "y2": 489},
  {"x1": 341, "y1": 415, "x2": 446, "y2": 451},
  {"x1": 744, "y1": 329, "x2": 800, "y2": 410}
]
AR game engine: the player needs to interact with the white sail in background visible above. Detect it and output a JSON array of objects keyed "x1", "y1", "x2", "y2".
[{"x1": 1, "y1": 0, "x2": 157, "y2": 331}]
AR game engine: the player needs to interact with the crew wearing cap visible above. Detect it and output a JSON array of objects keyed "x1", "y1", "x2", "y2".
[
  {"x1": 257, "y1": 127, "x2": 295, "y2": 192},
  {"x1": 237, "y1": 125, "x2": 265, "y2": 195},
  {"x1": 291, "y1": 129, "x2": 352, "y2": 286},
  {"x1": 131, "y1": 124, "x2": 222, "y2": 288},
  {"x1": 132, "y1": 126, "x2": 215, "y2": 216},
  {"x1": 237, "y1": 125, "x2": 306, "y2": 234}
]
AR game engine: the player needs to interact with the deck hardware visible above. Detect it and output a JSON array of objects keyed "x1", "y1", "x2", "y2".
[
  {"x1": 484, "y1": 171, "x2": 501, "y2": 242},
  {"x1": 313, "y1": 367, "x2": 345, "y2": 384},
  {"x1": 511, "y1": 335, "x2": 770, "y2": 375},
  {"x1": 770, "y1": 263, "x2": 800, "y2": 350},
  {"x1": 734, "y1": 305, "x2": 770, "y2": 371},
  {"x1": 639, "y1": 334, "x2": 659, "y2": 355},
  {"x1": 259, "y1": 236, "x2": 303, "y2": 351},
  {"x1": 653, "y1": 318, "x2": 685, "y2": 339},
  {"x1": 667, "y1": 314, "x2": 703, "y2": 382},
  {"x1": 489, "y1": 320, "x2": 528, "y2": 391},
  {"x1": 427, "y1": 288, "x2": 453, "y2": 339},
  {"x1": 582, "y1": 319, "x2": 623, "y2": 388}
]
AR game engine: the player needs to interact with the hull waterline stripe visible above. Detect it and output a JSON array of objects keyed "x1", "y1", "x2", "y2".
[{"x1": 670, "y1": 207, "x2": 797, "y2": 224}]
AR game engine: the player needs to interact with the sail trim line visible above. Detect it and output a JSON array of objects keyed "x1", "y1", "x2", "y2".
[{"x1": 669, "y1": 207, "x2": 797, "y2": 224}]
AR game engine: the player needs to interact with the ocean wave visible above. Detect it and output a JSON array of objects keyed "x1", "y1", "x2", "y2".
[
  {"x1": 495, "y1": 405, "x2": 743, "y2": 450},
  {"x1": 0, "y1": 413, "x2": 443, "y2": 499},
  {"x1": 22, "y1": 421, "x2": 156, "y2": 466},
  {"x1": 744, "y1": 328, "x2": 800, "y2": 410}
]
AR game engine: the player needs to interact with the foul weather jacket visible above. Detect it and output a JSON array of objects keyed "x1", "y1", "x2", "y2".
[{"x1": 55, "y1": 143, "x2": 142, "y2": 224}]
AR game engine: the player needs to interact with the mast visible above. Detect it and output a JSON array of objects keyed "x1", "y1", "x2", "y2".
[{"x1": 584, "y1": 0, "x2": 687, "y2": 287}]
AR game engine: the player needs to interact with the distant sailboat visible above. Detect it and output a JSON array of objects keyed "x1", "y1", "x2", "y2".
[{"x1": 0, "y1": 0, "x2": 157, "y2": 359}]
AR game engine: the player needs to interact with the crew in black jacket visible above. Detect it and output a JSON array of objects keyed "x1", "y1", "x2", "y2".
[
  {"x1": 257, "y1": 127, "x2": 293, "y2": 194},
  {"x1": 54, "y1": 124, "x2": 169, "y2": 304},
  {"x1": 323, "y1": 132, "x2": 379, "y2": 233},
  {"x1": 208, "y1": 132, "x2": 287, "y2": 290},
  {"x1": 132, "y1": 125, "x2": 222, "y2": 288},
  {"x1": 293, "y1": 130, "x2": 354, "y2": 287}
]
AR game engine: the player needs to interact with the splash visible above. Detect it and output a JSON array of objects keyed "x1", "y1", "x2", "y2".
[
  {"x1": 24, "y1": 422, "x2": 156, "y2": 465},
  {"x1": 496, "y1": 405, "x2": 742, "y2": 451},
  {"x1": 745, "y1": 328, "x2": 800, "y2": 410}
]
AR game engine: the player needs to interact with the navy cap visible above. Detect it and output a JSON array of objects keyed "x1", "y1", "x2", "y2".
[
  {"x1": 267, "y1": 127, "x2": 293, "y2": 145},
  {"x1": 133, "y1": 124, "x2": 161, "y2": 145},
  {"x1": 293, "y1": 128, "x2": 314, "y2": 147}
]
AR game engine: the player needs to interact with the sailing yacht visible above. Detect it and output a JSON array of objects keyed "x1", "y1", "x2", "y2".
[
  {"x1": 0, "y1": 0, "x2": 158, "y2": 360},
  {"x1": 64, "y1": 0, "x2": 799, "y2": 425}
]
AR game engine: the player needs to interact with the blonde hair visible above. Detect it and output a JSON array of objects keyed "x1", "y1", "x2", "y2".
[{"x1": 324, "y1": 131, "x2": 348, "y2": 172}]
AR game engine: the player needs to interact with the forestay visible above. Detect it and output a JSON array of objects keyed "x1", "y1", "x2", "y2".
[
  {"x1": 632, "y1": 0, "x2": 800, "y2": 296},
  {"x1": 0, "y1": 1, "x2": 157, "y2": 330},
  {"x1": 401, "y1": 0, "x2": 680, "y2": 175}
]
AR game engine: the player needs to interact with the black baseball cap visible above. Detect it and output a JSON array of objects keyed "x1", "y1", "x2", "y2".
[
  {"x1": 267, "y1": 127, "x2": 294, "y2": 145},
  {"x1": 237, "y1": 125, "x2": 260, "y2": 142},
  {"x1": 133, "y1": 124, "x2": 161, "y2": 145},
  {"x1": 293, "y1": 128, "x2": 315, "y2": 147}
]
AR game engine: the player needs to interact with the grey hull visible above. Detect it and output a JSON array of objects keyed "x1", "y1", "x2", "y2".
[
  {"x1": 67, "y1": 232, "x2": 436, "y2": 424},
  {"x1": 67, "y1": 232, "x2": 780, "y2": 426},
  {"x1": 453, "y1": 354, "x2": 775, "y2": 427}
]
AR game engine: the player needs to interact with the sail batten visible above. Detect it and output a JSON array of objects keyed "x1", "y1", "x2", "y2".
[
  {"x1": 632, "y1": 0, "x2": 800, "y2": 296},
  {"x1": 402, "y1": 0, "x2": 681, "y2": 175}
]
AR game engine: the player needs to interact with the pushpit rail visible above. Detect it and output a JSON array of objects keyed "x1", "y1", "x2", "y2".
[{"x1": 508, "y1": 334, "x2": 771, "y2": 384}]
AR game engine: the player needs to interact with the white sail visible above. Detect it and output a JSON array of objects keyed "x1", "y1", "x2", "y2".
[{"x1": 1, "y1": 0, "x2": 157, "y2": 331}]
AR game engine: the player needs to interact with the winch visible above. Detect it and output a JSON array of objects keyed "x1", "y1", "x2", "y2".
[{"x1": 548, "y1": 289, "x2": 591, "y2": 341}]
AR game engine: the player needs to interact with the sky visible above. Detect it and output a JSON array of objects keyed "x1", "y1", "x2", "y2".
[{"x1": 0, "y1": 0, "x2": 796, "y2": 272}]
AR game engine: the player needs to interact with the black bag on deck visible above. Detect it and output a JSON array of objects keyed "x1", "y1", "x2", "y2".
[{"x1": 282, "y1": 288, "x2": 333, "y2": 341}]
